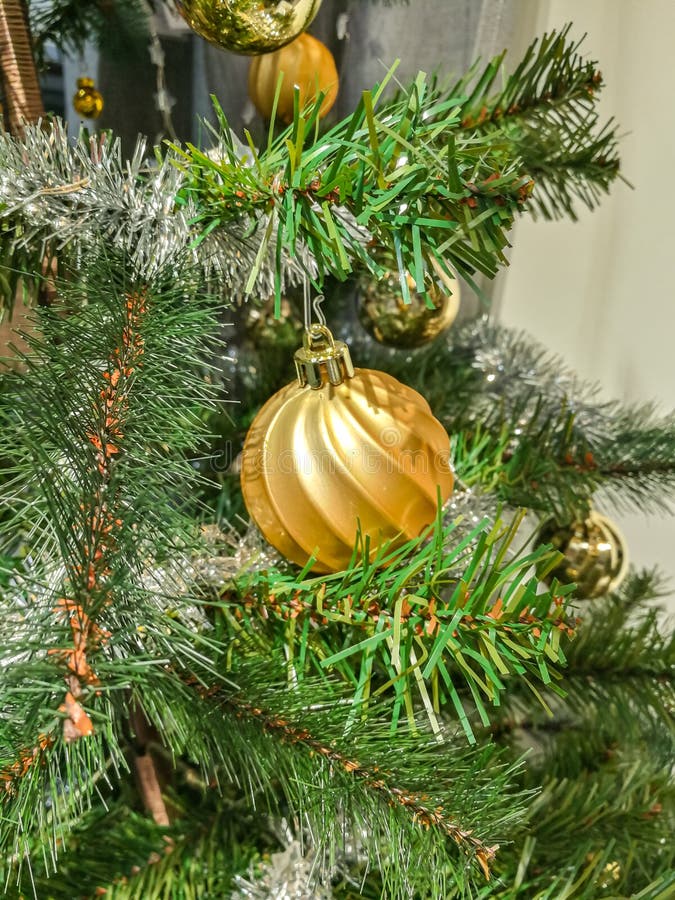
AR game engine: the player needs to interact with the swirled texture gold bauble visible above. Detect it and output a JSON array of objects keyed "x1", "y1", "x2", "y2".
[
  {"x1": 176, "y1": 0, "x2": 322, "y2": 55},
  {"x1": 72, "y1": 77, "x2": 103, "y2": 119},
  {"x1": 248, "y1": 32, "x2": 338, "y2": 122},
  {"x1": 241, "y1": 368, "x2": 454, "y2": 573},
  {"x1": 358, "y1": 266, "x2": 460, "y2": 349},
  {"x1": 538, "y1": 511, "x2": 628, "y2": 599}
]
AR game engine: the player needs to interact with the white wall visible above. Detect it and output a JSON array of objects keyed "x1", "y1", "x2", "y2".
[{"x1": 498, "y1": 0, "x2": 675, "y2": 604}]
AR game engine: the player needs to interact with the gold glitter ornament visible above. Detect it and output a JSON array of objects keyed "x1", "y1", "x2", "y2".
[
  {"x1": 358, "y1": 258, "x2": 460, "y2": 349},
  {"x1": 72, "y1": 77, "x2": 104, "y2": 119},
  {"x1": 538, "y1": 510, "x2": 628, "y2": 599},
  {"x1": 240, "y1": 324, "x2": 454, "y2": 573},
  {"x1": 244, "y1": 295, "x2": 303, "y2": 348},
  {"x1": 175, "y1": 0, "x2": 322, "y2": 55}
]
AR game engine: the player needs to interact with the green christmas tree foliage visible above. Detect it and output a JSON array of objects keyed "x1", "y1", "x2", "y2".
[{"x1": 0, "y1": 21, "x2": 673, "y2": 900}]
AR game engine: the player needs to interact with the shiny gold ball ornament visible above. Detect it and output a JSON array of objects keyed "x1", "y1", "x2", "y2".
[
  {"x1": 538, "y1": 511, "x2": 629, "y2": 599},
  {"x1": 358, "y1": 259, "x2": 460, "y2": 349},
  {"x1": 240, "y1": 324, "x2": 454, "y2": 573},
  {"x1": 248, "y1": 32, "x2": 338, "y2": 122},
  {"x1": 175, "y1": 0, "x2": 322, "y2": 55},
  {"x1": 244, "y1": 295, "x2": 303, "y2": 347},
  {"x1": 72, "y1": 77, "x2": 103, "y2": 119}
]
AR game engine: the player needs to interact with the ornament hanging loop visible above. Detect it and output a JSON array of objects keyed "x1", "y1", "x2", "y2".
[
  {"x1": 294, "y1": 323, "x2": 354, "y2": 389},
  {"x1": 302, "y1": 323, "x2": 334, "y2": 354}
]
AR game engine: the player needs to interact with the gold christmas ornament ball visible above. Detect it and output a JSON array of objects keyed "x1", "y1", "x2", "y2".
[
  {"x1": 538, "y1": 511, "x2": 628, "y2": 599},
  {"x1": 358, "y1": 262, "x2": 460, "y2": 349},
  {"x1": 248, "y1": 32, "x2": 338, "y2": 123},
  {"x1": 175, "y1": 0, "x2": 322, "y2": 55},
  {"x1": 240, "y1": 325, "x2": 454, "y2": 573},
  {"x1": 72, "y1": 77, "x2": 103, "y2": 119},
  {"x1": 244, "y1": 295, "x2": 303, "y2": 347}
]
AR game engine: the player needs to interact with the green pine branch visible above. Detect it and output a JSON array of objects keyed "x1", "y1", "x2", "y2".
[
  {"x1": 0, "y1": 693, "x2": 130, "y2": 889},
  {"x1": 9, "y1": 660, "x2": 525, "y2": 899},
  {"x1": 562, "y1": 570, "x2": 674, "y2": 676},
  {"x1": 506, "y1": 762, "x2": 675, "y2": 898},
  {"x1": 366, "y1": 321, "x2": 675, "y2": 519},
  {"x1": 214, "y1": 511, "x2": 576, "y2": 744},
  {"x1": 453, "y1": 402, "x2": 675, "y2": 518},
  {"x1": 0, "y1": 239, "x2": 226, "y2": 877},
  {"x1": 461, "y1": 572, "x2": 675, "y2": 899},
  {"x1": 0, "y1": 121, "x2": 318, "y2": 313},
  {"x1": 1, "y1": 27, "x2": 622, "y2": 316},
  {"x1": 482, "y1": 570, "x2": 674, "y2": 742},
  {"x1": 171, "y1": 665, "x2": 526, "y2": 894},
  {"x1": 0, "y1": 222, "x2": 51, "y2": 314},
  {"x1": 457, "y1": 26, "x2": 601, "y2": 129},
  {"x1": 172, "y1": 75, "x2": 532, "y2": 304},
  {"x1": 454, "y1": 25, "x2": 622, "y2": 220},
  {"x1": 2, "y1": 788, "x2": 266, "y2": 900},
  {"x1": 544, "y1": 571, "x2": 675, "y2": 766}
]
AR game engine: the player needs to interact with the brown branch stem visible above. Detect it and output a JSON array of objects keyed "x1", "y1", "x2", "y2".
[
  {"x1": 134, "y1": 755, "x2": 171, "y2": 828},
  {"x1": 185, "y1": 677, "x2": 498, "y2": 880},
  {"x1": 52, "y1": 290, "x2": 147, "y2": 742},
  {"x1": 0, "y1": 733, "x2": 54, "y2": 801},
  {"x1": 129, "y1": 703, "x2": 172, "y2": 828}
]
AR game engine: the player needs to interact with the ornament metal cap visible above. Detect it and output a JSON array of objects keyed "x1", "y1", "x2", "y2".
[{"x1": 294, "y1": 324, "x2": 354, "y2": 389}]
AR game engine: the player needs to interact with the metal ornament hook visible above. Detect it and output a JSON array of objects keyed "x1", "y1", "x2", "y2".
[
  {"x1": 294, "y1": 323, "x2": 354, "y2": 389},
  {"x1": 312, "y1": 293, "x2": 327, "y2": 326}
]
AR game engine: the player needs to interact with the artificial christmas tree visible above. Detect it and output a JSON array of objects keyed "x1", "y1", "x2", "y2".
[{"x1": 1, "y1": 3, "x2": 673, "y2": 898}]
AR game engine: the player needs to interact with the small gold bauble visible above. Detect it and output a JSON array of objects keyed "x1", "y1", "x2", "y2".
[
  {"x1": 244, "y1": 295, "x2": 303, "y2": 347},
  {"x1": 72, "y1": 77, "x2": 104, "y2": 119},
  {"x1": 176, "y1": 0, "x2": 322, "y2": 55},
  {"x1": 248, "y1": 32, "x2": 338, "y2": 122},
  {"x1": 358, "y1": 261, "x2": 460, "y2": 349},
  {"x1": 240, "y1": 324, "x2": 454, "y2": 573},
  {"x1": 538, "y1": 511, "x2": 628, "y2": 599}
]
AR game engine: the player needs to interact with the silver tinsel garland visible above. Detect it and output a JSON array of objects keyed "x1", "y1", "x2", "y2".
[
  {"x1": 451, "y1": 317, "x2": 614, "y2": 446},
  {"x1": 230, "y1": 816, "x2": 374, "y2": 900},
  {"x1": 442, "y1": 482, "x2": 500, "y2": 544},
  {"x1": 231, "y1": 832, "x2": 333, "y2": 900},
  {"x1": 0, "y1": 121, "x2": 328, "y2": 298}
]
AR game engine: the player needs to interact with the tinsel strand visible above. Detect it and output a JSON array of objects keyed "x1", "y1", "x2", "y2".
[{"x1": 0, "y1": 121, "x2": 318, "y2": 299}]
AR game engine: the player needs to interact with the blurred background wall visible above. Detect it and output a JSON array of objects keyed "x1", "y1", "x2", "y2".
[{"x1": 497, "y1": 0, "x2": 675, "y2": 604}]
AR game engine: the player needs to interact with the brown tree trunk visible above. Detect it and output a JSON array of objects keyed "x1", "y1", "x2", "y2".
[{"x1": 0, "y1": 0, "x2": 44, "y2": 136}]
